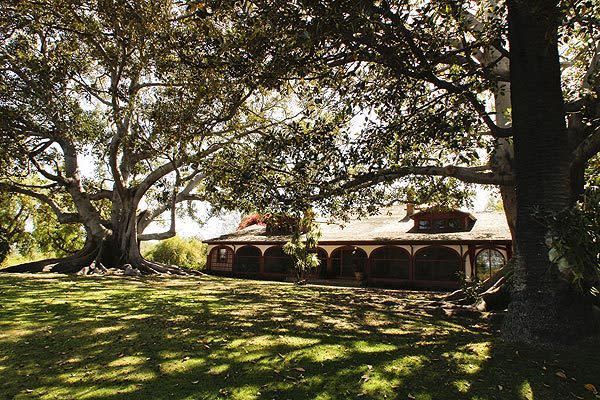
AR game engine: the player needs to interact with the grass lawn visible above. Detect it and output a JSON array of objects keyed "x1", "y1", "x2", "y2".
[{"x1": 0, "y1": 274, "x2": 598, "y2": 400}]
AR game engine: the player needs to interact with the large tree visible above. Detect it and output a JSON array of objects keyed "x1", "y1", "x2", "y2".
[
  {"x1": 0, "y1": 0, "x2": 286, "y2": 273},
  {"x1": 205, "y1": 0, "x2": 600, "y2": 344},
  {"x1": 502, "y1": 0, "x2": 599, "y2": 343}
]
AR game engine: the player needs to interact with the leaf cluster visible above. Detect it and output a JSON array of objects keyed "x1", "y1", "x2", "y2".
[{"x1": 536, "y1": 187, "x2": 600, "y2": 290}]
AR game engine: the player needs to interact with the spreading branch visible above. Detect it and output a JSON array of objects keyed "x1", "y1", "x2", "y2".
[
  {"x1": 0, "y1": 182, "x2": 82, "y2": 224},
  {"x1": 325, "y1": 164, "x2": 514, "y2": 199}
]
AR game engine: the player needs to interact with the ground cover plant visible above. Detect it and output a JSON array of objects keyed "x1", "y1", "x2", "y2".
[{"x1": 0, "y1": 274, "x2": 598, "y2": 400}]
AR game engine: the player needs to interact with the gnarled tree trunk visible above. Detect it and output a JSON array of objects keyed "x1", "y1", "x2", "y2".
[{"x1": 2, "y1": 195, "x2": 195, "y2": 276}]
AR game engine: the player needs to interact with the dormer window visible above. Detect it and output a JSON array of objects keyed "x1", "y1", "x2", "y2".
[
  {"x1": 433, "y1": 219, "x2": 447, "y2": 230},
  {"x1": 410, "y1": 210, "x2": 475, "y2": 233}
]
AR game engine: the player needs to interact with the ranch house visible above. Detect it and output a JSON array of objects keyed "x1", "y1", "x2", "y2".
[{"x1": 204, "y1": 205, "x2": 512, "y2": 289}]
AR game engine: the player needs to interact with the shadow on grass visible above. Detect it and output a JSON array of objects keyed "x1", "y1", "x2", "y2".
[{"x1": 0, "y1": 274, "x2": 597, "y2": 400}]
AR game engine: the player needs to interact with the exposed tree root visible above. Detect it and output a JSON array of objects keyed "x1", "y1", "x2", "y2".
[
  {"x1": 134, "y1": 258, "x2": 203, "y2": 276},
  {"x1": 1, "y1": 258, "x2": 60, "y2": 273},
  {"x1": 1, "y1": 240, "x2": 100, "y2": 273},
  {"x1": 443, "y1": 268, "x2": 510, "y2": 312},
  {"x1": 1, "y1": 242, "x2": 203, "y2": 277},
  {"x1": 476, "y1": 276, "x2": 510, "y2": 312}
]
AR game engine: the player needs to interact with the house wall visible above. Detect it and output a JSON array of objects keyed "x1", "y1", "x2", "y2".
[{"x1": 206, "y1": 241, "x2": 511, "y2": 289}]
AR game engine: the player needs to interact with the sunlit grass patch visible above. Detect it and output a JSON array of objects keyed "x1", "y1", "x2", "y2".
[
  {"x1": 352, "y1": 340, "x2": 397, "y2": 353},
  {"x1": 384, "y1": 355, "x2": 426, "y2": 376},
  {"x1": 452, "y1": 378, "x2": 472, "y2": 393},
  {"x1": 230, "y1": 384, "x2": 262, "y2": 400},
  {"x1": 302, "y1": 343, "x2": 346, "y2": 362},
  {"x1": 107, "y1": 355, "x2": 147, "y2": 367},
  {"x1": 160, "y1": 356, "x2": 206, "y2": 374},
  {"x1": 0, "y1": 274, "x2": 597, "y2": 400},
  {"x1": 208, "y1": 363, "x2": 230, "y2": 375},
  {"x1": 92, "y1": 325, "x2": 126, "y2": 334}
]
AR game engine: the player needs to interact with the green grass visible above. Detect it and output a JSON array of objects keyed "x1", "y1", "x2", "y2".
[{"x1": 0, "y1": 274, "x2": 598, "y2": 400}]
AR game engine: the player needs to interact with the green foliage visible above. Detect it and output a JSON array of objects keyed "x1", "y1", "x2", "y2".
[
  {"x1": 282, "y1": 210, "x2": 322, "y2": 281},
  {"x1": 0, "y1": 193, "x2": 83, "y2": 267},
  {"x1": 29, "y1": 204, "x2": 84, "y2": 258},
  {"x1": 458, "y1": 273, "x2": 484, "y2": 304},
  {"x1": 0, "y1": 242, "x2": 8, "y2": 267},
  {"x1": 536, "y1": 187, "x2": 600, "y2": 290},
  {"x1": 202, "y1": 0, "x2": 507, "y2": 219},
  {"x1": 144, "y1": 236, "x2": 207, "y2": 270},
  {"x1": 202, "y1": 0, "x2": 598, "y2": 231},
  {"x1": 264, "y1": 213, "x2": 302, "y2": 235},
  {"x1": 484, "y1": 190, "x2": 505, "y2": 212},
  {"x1": 0, "y1": 193, "x2": 31, "y2": 264},
  {"x1": 586, "y1": 155, "x2": 600, "y2": 187}
]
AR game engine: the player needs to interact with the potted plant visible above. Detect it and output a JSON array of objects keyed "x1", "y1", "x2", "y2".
[{"x1": 353, "y1": 261, "x2": 365, "y2": 282}]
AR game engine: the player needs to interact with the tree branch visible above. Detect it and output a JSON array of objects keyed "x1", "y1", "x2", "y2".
[
  {"x1": 0, "y1": 182, "x2": 82, "y2": 224},
  {"x1": 572, "y1": 128, "x2": 600, "y2": 166},
  {"x1": 324, "y1": 164, "x2": 514, "y2": 199},
  {"x1": 583, "y1": 39, "x2": 600, "y2": 91},
  {"x1": 138, "y1": 172, "x2": 206, "y2": 233},
  {"x1": 137, "y1": 183, "x2": 178, "y2": 242},
  {"x1": 88, "y1": 189, "x2": 113, "y2": 201}
]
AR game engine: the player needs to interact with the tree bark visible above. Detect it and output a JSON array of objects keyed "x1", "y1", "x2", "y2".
[
  {"x1": 502, "y1": 0, "x2": 598, "y2": 344},
  {"x1": 491, "y1": 54, "x2": 517, "y2": 247}
]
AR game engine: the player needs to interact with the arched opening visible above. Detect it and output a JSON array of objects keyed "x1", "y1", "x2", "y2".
[
  {"x1": 315, "y1": 247, "x2": 328, "y2": 278},
  {"x1": 264, "y1": 246, "x2": 294, "y2": 274},
  {"x1": 414, "y1": 246, "x2": 461, "y2": 282},
  {"x1": 369, "y1": 246, "x2": 410, "y2": 279},
  {"x1": 234, "y1": 246, "x2": 261, "y2": 273},
  {"x1": 331, "y1": 247, "x2": 367, "y2": 278},
  {"x1": 475, "y1": 248, "x2": 505, "y2": 281},
  {"x1": 209, "y1": 246, "x2": 233, "y2": 271}
]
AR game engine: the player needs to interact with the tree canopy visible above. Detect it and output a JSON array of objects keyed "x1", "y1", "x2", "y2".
[
  {"x1": 205, "y1": 0, "x2": 598, "y2": 215},
  {"x1": 0, "y1": 0, "x2": 295, "y2": 273}
]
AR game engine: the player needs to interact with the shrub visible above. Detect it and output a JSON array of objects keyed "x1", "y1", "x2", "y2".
[
  {"x1": 457, "y1": 272, "x2": 484, "y2": 303},
  {"x1": 535, "y1": 187, "x2": 600, "y2": 291},
  {"x1": 144, "y1": 236, "x2": 207, "y2": 270}
]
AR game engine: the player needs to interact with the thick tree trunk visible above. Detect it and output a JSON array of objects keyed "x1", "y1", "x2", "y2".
[
  {"x1": 502, "y1": 0, "x2": 598, "y2": 344},
  {"x1": 92, "y1": 202, "x2": 195, "y2": 275},
  {"x1": 2, "y1": 202, "x2": 197, "y2": 276}
]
